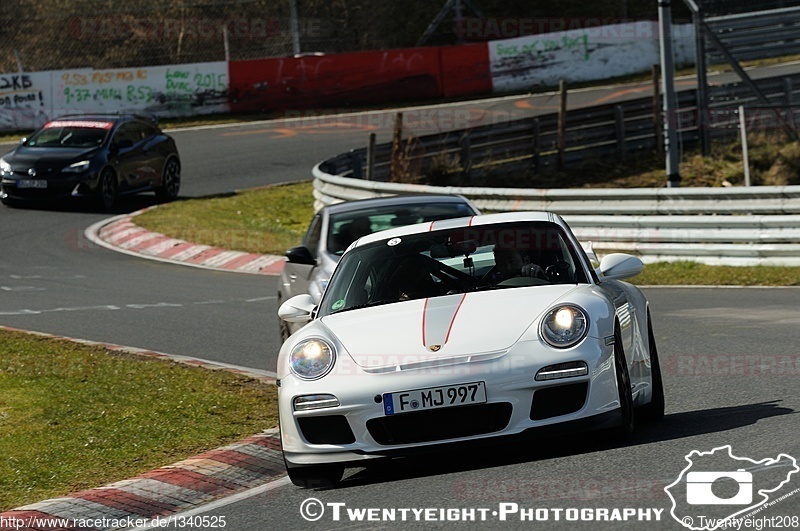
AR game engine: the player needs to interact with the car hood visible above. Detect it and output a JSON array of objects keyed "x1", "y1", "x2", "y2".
[
  {"x1": 321, "y1": 285, "x2": 579, "y2": 369},
  {"x1": 5, "y1": 146, "x2": 98, "y2": 169}
]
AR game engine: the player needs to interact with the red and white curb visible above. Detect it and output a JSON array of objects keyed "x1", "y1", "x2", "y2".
[
  {"x1": 0, "y1": 431, "x2": 285, "y2": 531},
  {"x1": 0, "y1": 326, "x2": 284, "y2": 530},
  {"x1": 85, "y1": 212, "x2": 286, "y2": 276}
]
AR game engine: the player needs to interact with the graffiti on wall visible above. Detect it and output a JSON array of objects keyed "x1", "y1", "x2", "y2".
[
  {"x1": 489, "y1": 22, "x2": 695, "y2": 93},
  {"x1": 53, "y1": 62, "x2": 229, "y2": 115},
  {"x1": 0, "y1": 62, "x2": 229, "y2": 131},
  {"x1": 0, "y1": 73, "x2": 49, "y2": 131}
]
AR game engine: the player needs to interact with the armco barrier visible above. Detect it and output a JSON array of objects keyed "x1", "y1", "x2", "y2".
[{"x1": 312, "y1": 163, "x2": 800, "y2": 266}]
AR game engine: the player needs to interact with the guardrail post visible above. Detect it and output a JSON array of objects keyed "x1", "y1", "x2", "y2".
[
  {"x1": 350, "y1": 150, "x2": 363, "y2": 179},
  {"x1": 615, "y1": 106, "x2": 627, "y2": 161},
  {"x1": 459, "y1": 131, "x2": 472, "y2": 180},
  {"x1": 390, "y1": 112, "x2": 403, "y2": 181},
  {"x1": 531, "y1": 118, "x2": 540, "y2": 173},
  {"x1": 652, "y1": 65, "x2": 663, "y2": 155},
  {"x1": 558, "y1": 80, "x2": 567, "y2": 170},
  {"x1": 785, "y1": 78, "x2": 794, "y2": 106},
  {"x1": 366, "y1": 133, "x2": 376, "y2": 181}
]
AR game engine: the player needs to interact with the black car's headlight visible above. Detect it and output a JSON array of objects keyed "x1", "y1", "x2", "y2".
[
  {"x1": 289, "y1": 338, "x2": 336, "y2": 380},
  {"x1": 63, "y1": 160, "x2": 90, "y2": 173},
  {"x1": 540, "y1": 305, "x2": 589, "y2": 349},
  {"x1": 0, "y1": 158, "x2": 11, "y2": 176}
]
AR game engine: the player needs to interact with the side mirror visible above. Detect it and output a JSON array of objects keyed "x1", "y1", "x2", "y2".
[
  {"x1": 285, "y1": 245, "x2": 316, "y2": 265},
  {"x1": 597, "y1": 253, "x2": 643, "y2": 281},
  {"x1": 278, "y1": 294, "x2": 317, "y2": 323}
]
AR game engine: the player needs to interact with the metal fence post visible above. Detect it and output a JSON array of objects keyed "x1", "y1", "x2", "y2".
[
  {"x1": 652, "y1": 65, "x2": 664, "y2": 155},
  {"x1": 531, "y1": 118, "x2": 541, "y2": 173},
  {"x1": 366, "y1": 133, "x2": 376, "y2": 181},
  {"x1": 390, "y1": 112, "x2": 403, "y2": 182},
  {"x1": 615, "y1": 106, "x2": 627, "y2": 161},
  {"x1": 558, "y1": 80, "x2": 567, "y2": 170},
  {"x1": 459, "y1": 131, "x2": 472, "y2": 179}
]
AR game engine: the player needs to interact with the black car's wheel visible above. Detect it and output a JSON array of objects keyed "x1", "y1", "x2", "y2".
[
  {"x1": 156, "y1": 157, "x2": 180, "y2": 201},
  {"x1": 284, "y1": 455, "x2": 344, "y2": 489},
  {"x1": 613, "y1": 324, "x2": 635, "y2": 436},
  {"x1": 98, "y1": 168, "x2": 118, "y2": 211},
  {"x1": 638, "y1": 310, "x2": 665, "y2": 422}
]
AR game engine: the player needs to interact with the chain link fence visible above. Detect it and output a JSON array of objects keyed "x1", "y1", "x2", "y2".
[{"x1": 1, "y1": 0, "x2": 669, "y2": 72}]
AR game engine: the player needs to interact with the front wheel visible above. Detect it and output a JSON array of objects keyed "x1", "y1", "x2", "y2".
[
  {"x1": 613, "y1": 325, "x2": 635, "y2": 436},
  {"x1": 156, "y1": 157, "x2": 180, "y2": 201},
  {"x1": 638, "y1": 310, "x2": 665, "y2": 422}
]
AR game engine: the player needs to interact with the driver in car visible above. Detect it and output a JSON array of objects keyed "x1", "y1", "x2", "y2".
[{"x1": 489, "y1": 247, "x2": 546, "y2": 283}]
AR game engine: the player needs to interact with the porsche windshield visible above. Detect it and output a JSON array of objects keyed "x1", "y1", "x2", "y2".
[{"x1": 319, "y1": 221, "x2": 590, "y2": 317}]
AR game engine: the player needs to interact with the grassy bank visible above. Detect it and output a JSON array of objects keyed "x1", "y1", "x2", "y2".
[{"x1": 0, "y1": 329, "x2": 278, "y2": 511}]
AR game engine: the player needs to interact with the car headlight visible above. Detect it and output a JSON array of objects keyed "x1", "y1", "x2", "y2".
[
  {"x1": 540, "y1": 305, "x2": 589, "y2": 349},
  {"x1": 0, "y1": 159, "x2": 11, "y2": 176},
  {"x1": 63, "y1": 160, "x2": 90, "y2": 173},
  {"x1": 289, "y1": 338, "x2": 336, "y2": 380}
]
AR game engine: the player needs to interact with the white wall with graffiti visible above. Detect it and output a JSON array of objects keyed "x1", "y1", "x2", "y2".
[
  {"x1": 0, "y1": 62, "x2": 229, "y2": 131},
  {"x1": 489, "y1": 21, "x2": 695, "y2": 93}
]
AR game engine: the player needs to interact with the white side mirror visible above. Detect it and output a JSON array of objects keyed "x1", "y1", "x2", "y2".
[
  {"x1": 597, "y1": 253, "x2": 643, "y2": 281},
  {"x1": 278, "y1": 294, "x2": 317, "y2": 323}
]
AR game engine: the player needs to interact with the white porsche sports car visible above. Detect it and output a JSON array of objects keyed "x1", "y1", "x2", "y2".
[{"x1": 277, "y1": 211, "x2": 665, "y2": 488}]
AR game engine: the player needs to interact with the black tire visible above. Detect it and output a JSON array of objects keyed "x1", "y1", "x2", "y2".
[
  {"x1": 638, "y1": 310, "x2": 665, "y2": 422},
  {"x1": 613, "y1": 324, "x2": 635, "y2": 436},
  {"x1": 98, "y1": 168, "x2": 117, "y2": 211},
  {"x1": 284, "y1": 455, "x2": 344, "y2": 489},
  {"x1": 156, "y1": 157, "x2": 180, "y2": 201}
]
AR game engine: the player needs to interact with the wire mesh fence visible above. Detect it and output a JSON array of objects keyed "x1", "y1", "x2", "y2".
[{"x1": 0, "y1": 0, "x2": 668, "y2": 73}]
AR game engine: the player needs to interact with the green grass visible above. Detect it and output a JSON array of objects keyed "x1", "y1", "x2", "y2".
[
  {"x1": 135, "y1": 182, "x2": 315, "y2": 255},
  {"x1": 0, "y1": 329, "x2": 278, "y2": 512},
  {"x1": 631, "y1": 261, "x2": 800, "y2": 286}
]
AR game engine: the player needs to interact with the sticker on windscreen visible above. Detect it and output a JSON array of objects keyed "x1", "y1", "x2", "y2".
[
  {"x1": 387, "y1": 238, "x2": 402, "y2": 247},
  {"x1": 332, "y1": 299, "x2": 346, "y2": 311}
]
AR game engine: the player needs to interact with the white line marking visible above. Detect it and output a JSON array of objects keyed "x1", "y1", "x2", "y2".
[{"x1": 123, "y1": 476, "x2": 291, "y2": 530}]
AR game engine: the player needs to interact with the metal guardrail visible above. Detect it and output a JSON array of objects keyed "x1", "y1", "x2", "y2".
[{"x1": 313, "y1": 164, "x2": 800, "y2": 265}]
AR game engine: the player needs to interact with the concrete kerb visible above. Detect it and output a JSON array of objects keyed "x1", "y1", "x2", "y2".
[
  {"x1": 0, "y1": 266, "x2": 286, "y2": 529},
  {"x1": 84, "y1": 209, "x2": 286, "y2": 277}
]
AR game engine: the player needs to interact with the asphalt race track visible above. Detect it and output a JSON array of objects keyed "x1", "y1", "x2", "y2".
[{"x1": 1, "y1": 67, "x2": 799, "y2": 530}]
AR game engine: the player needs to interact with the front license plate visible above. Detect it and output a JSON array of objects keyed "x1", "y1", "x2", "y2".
[
  {"x1": 17, "y1": 179, "x2": 47, "y2": 189},
  {"x1": 383, "y1": 381, "x2": 487, "y2": 415}
]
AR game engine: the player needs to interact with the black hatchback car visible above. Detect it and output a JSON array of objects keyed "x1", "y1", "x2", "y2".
[{"x1": 0, "y1": 114, "x2": 180, "y2": 209}]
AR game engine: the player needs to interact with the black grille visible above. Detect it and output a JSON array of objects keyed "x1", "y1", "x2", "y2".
[
  {"x1": 297, "y1": 415, "x2": 356, "y2": 445},
  {"x1": 367, "y1": 403, "x2": 512, "y2": 445},
  {"x1": 530, "y1": 382, "x2": 589, "y2": 420}
]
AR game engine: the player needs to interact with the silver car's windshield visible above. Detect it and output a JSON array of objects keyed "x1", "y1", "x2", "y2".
[
  {"x1": 326, "y1": 202, "x2": 476, "y2": 255},
  {"x1": 319, "y1": 221, "x2": 589, "y2": 317}
]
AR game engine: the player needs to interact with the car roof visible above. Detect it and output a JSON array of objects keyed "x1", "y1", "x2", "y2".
[
  {"x1": 321, "y1": 194, "x2": 476, "y2": 216},
  {"x1": 352, "y1": 211, "x2": 559, "y2": 248},
  {"x1": 44, "y1": 114, "x2": 158, "y2": 126}
]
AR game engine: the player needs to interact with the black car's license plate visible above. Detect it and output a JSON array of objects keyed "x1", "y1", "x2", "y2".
[
  {"x1": 383, "y1": 381, "x2": 487, "y2": 415},
  {"x1": 17, "y1": 179, "x2": 47, "y2": 189}
]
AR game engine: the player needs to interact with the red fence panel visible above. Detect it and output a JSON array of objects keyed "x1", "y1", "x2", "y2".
[
  {"x1": 230, "y1": 48, "x2": 444, "y2": 113},
  {"x1": 439, "y1": 43, "x2": 492, "y2": 98}
]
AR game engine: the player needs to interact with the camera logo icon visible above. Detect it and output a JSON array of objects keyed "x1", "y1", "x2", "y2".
[{"x1": 686, "y1": 469, "x2": 753, "y2": 505}]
